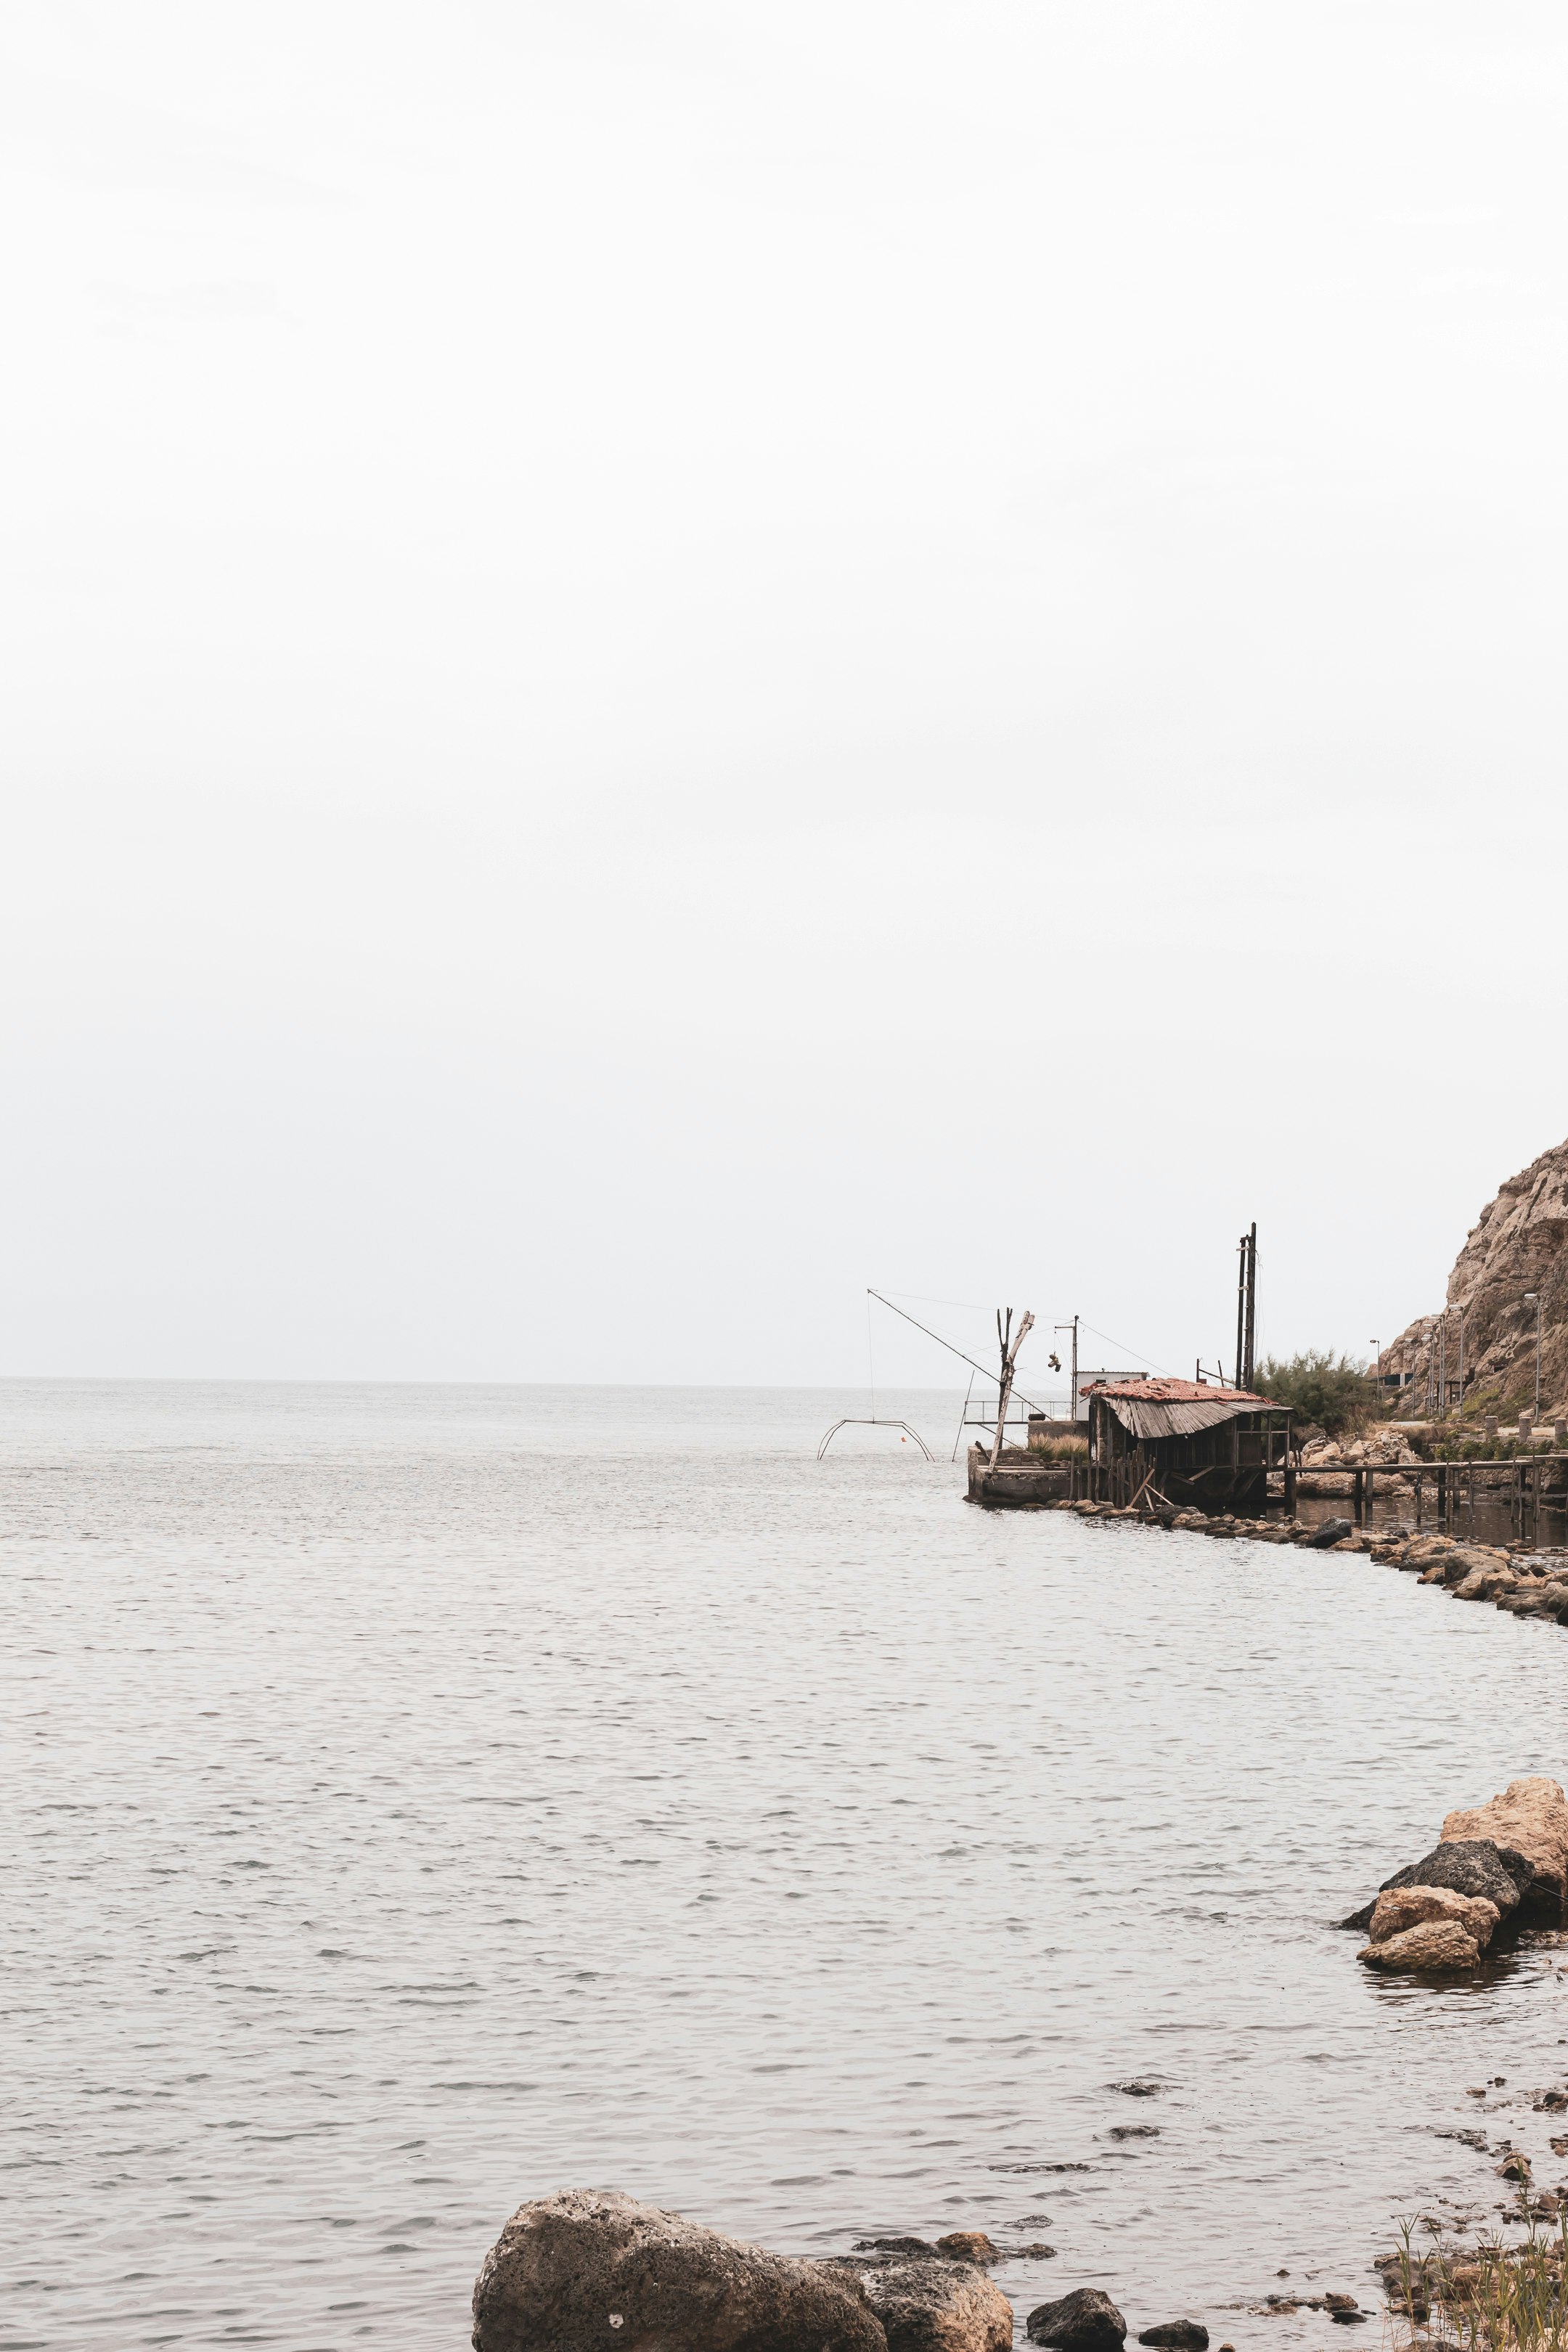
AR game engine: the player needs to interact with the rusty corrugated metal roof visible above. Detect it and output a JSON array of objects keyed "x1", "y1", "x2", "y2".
[
  {"x1": 1082, "y1": 1378, "x2": 1278, "y2": 1408},
  {"x1": 1081, "y1": 1377, "x2": 1287, "y2": 1442}
]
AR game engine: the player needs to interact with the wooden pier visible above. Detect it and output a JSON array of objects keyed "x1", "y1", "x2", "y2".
[{"x1": 1342, "y1": 1453, "x2": 1568, "y2": 1537}]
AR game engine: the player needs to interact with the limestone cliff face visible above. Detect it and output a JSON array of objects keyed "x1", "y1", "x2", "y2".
[{"x1": 1382, "y1": 1137, "x2": 1568, "y2": 1420}]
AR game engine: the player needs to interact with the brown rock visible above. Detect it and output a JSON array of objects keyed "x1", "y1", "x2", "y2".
[
  {"x1": 1367, "y1": 1885, "x2": 1500, "y2": 1948},
  {"x1": 470, "y1": 2189, "x2": 888, "y2": 2352},
  {"x1": 1440, "y1": 1546, "x2": 1511, "y2": 1584},
  {"x1": 1357, "y1": 1919, "x2": 1482, "y2": 1972},
  {"x1": 824, "y1": 2254, "x2": 1012, "y2": 2352},
  {"x1": 1442, "y1": 1777, "x2": 1568, "y2": 1902},
  {"x1": 1455, "y1": 1568, "x2": 1515, "y2": 1601},
  {"x1": 935, "y1": 2234, "x2": 999, "y2": 2265}
]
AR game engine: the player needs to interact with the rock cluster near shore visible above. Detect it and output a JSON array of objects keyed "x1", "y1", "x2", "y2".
[
  {"x1": 1048, "y1": 1496, "x2": 1568, "y2": 1621},
  {"x1": 1290, "y1": 1431, "x2": 1424, "y2": 1498},
  {"x1": 1339, "y1": 1779, "x2": 1568, "y2": 1972},
  {"x1": 470, "y1": 2191, "x2": 1205, "y2": 2352}
]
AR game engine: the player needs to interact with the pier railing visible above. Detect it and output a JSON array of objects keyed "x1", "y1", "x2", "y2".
[{"x1": 962, "y1": 1395, "x2": 1079, "y2": 1429}]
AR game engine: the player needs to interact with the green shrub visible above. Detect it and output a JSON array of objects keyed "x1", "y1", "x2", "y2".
[{"x1": 1251, "y1": 1349, "x2": 1375, "y2": 1436}]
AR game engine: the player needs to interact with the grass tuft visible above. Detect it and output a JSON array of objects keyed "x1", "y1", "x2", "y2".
[{"x1": 1389, "y1": 2209, "x2": 1568, "y2": 2352}]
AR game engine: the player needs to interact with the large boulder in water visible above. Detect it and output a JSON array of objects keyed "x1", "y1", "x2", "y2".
[
  {"x1": 1384, "y1": 1839, "x2": 1529, "y2": 1912},
  {"x1": 1338, "y1": 1837, "x2": 1526, "y2": 1933},
  {"x1": 471, "y1": 2189, "x2": 888, "y2": 2352},
  {"x1": 821, "y1": 2253, "x2": 1012, "y2": 2352},
  {"x1": 1367, "y1": 1885, "x2": 1500, "y2": 1949},
  {"x1": 1443, "y1": 1779, "x2": 1568, "y2": 1906},
  {"x1": 1026, "y1": 2287, "x2": 1127, "y2": 2351},
  {"x1": 1358, "y1": 1919, "x2": 1482, "y2": 1972}
]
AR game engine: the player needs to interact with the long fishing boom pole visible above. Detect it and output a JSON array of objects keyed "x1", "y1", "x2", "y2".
[{"x1": 865, "y1": 1288, "x2": 1050, "y2": 1417}]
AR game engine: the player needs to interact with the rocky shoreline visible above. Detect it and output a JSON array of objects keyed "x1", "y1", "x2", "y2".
[
  {"x1": 465, "y1": 1544, "x2": 1568, "y2": 2348},
  {"x1": 1041, "y1": 1491, "x2": 1568, "y2": 1612},
  {"x1": 468, "y1": 2189, "x2": 1328, "y2": 2352},
  {"x1": 467, "y1": 1789, "x2": 1568, "y2": 2348}
]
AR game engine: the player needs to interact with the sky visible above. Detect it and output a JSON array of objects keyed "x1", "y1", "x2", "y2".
[{"x1": 4, "y1": 1, "x2": 1567, "y2": 1387}]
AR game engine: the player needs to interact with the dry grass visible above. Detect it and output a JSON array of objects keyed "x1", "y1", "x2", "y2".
[
  {"x1": 1030, "y1": 1434, "x2": 1089, "y2": 1461},
  {"x1": 1388, "y1": 2213, "x2": 1568, "y2": 2352}
]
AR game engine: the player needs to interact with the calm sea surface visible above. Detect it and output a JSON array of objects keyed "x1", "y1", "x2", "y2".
[{"x1": 7, "y1": 1380, "x2": 1568, "y2": 2352}]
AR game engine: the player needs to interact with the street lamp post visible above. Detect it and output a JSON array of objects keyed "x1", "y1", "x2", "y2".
[{"x1": 1524, "y1": 1294, "x2": 1543, "y2": 1421}]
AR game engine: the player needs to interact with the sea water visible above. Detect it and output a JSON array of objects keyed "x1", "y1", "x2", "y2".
[{"x1": 6, "y1": 1379, "x2": 1568, "y2": 2350}]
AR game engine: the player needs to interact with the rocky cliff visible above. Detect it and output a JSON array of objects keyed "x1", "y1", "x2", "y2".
[{"x1": 1382, "y1": 1137, "x2": 1568, "y2": 1421}]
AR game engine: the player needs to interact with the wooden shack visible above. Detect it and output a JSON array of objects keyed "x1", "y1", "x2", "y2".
[{"x1": 1083, "y1": 1378, "x2": 1293, "y2": 1515}]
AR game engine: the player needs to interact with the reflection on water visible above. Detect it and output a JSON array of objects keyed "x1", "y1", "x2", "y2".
[{"x1": 7, "y1": 1381, "x2": 1568, "y2": 2351}]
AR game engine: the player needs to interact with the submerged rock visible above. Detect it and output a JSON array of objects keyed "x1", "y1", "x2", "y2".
[
  {"x1": 822, "y1": 2253, "x2": 1012, "y2": 2352},
  {"x1": 470, "y1": 2189, "x2": 886, "y2": 2352},
  {"x1": 934, "y1": 2233, "x2": 998, "y2": 2264},
  {"x1": 1304, "y1": 1518, "x2": 1354, "y2": 1548},
  {"x1": 1357, "y1": 1919, "x2": 1481, "y2": 1971},
  {"x1": 1367, "y1": 1885, "x2": 1500, "y2": 1948},
  {"x1": 1138, "y1": 2324, "x2": 1208, "y2": 2350},
  {"x1": 1026, "y1": 2287, "x2": 1128, "y2": 2351}
]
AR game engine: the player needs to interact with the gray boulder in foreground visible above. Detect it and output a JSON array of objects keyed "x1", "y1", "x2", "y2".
[
  {"x1": 1341, "y1": 1837, "x2": 1531, "y2": 1932},
  {"x1": 1027, "y1": 2287, "x2": 1128, "y2": 2351},
  {"x1": 471, "y1": 2189, "x2": 886, "y2": 2352},
  {"x1": 822, "y1": 2253, "x2": 1013, "y2": 2351}
]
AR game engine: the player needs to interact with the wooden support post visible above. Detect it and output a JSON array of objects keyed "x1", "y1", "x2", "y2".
[
  {"x1": 1416, "y1": 1471, "x2": 1424, "y2": 1527},
  {"x1": 1353, "y1": 1466, "x2": 1365, "y2": 1524},
  {"x1": 1365, "y1": 1464, "x2": 1374, "y2": 1524}
]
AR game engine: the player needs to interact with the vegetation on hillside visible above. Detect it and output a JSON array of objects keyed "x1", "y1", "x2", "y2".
[{"x1": 1251, "y1": 1348, "x2": 1374, "y2": 1435}]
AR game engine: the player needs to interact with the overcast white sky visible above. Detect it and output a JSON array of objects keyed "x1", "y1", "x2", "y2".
[{"x1": 4, "y1": 2, "x2": 1565, "y2": 1386}]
